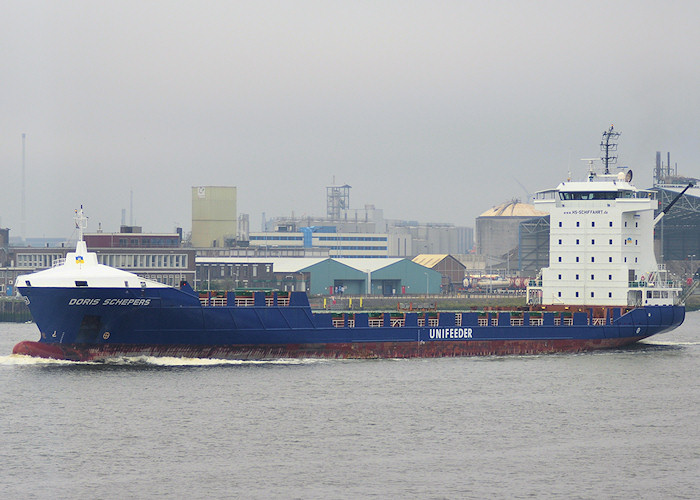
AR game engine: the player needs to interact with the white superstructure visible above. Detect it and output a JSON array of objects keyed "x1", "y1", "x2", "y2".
[{"x1": 527, "y1": 167, "x2": 681, "y2": 307}]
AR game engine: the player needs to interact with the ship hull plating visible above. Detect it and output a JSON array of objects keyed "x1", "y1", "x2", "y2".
[
  {"x1": 14, "y1": 336, "x2": 650, "y2": 362},
  {"x1": 13, "y1": 287, "x2": 684, "y2": 362}
]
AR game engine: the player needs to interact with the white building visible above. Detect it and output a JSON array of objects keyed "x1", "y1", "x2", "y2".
[{"x1": 249, "y1": 230, "x2": 389, "y2": 258}]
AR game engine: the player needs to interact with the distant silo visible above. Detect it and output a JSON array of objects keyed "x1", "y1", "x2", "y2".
[
  {"x1": 476, "y1": 200, "x2": 547, "y2": 263},
  {"x1": 191, "y1": 186, "x2": 237, "y2": 248}
]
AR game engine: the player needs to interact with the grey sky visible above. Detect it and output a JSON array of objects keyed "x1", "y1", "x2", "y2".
[{"x1": 2, "y1": 0, "x2": 699, "y2": 239}]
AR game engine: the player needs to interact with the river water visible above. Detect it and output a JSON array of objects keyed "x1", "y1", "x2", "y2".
[{"x1": 2, "y1": 312, "x2": 698, "y2": 499}]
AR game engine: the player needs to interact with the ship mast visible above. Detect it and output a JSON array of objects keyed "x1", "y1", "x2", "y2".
[
  {"x1": 600, "y1": 125, "x2": 621, "y2": 174},
  {"x1": 74, "y1": 205, "x2": 88, "y2": 242}
]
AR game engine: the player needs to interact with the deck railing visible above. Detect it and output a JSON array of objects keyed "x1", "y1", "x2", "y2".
[{"x1": 195, "y1": 291, "x2": 621, "y2": 329}]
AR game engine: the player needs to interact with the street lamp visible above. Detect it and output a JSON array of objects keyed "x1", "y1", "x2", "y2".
[{"x1": 424, "y1": 272, "x2": 429, "y2": 296}]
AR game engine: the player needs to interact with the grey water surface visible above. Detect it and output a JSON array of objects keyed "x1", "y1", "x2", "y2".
[{"x1": 2, "y1": 313, "x2": 699, "y2": 499}]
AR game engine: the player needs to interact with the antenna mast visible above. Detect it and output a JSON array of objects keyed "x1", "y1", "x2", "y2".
[
  {"x1": 600, "y1": 125, "x2": 621, "y2": 174},
  {"x1": 74, "y1": 205, "x2": 88, "y2": 242}
]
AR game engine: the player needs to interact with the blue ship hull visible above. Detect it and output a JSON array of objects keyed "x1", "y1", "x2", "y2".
[{"x1": 13, "y1": 288, "x2": 685, "y2": 361}]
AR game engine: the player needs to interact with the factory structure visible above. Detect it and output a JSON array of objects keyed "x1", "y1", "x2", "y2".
[
  {"x1": 185, "y1": 183, "x2": 474, "y2": 294},
  {"x1": 2, "y1": 148, "x2": 697, "y2": 297},
  {"x1": 191, "y1": 183, "x2": 473, "y2": 259},
  {"x1": 652, "y1": 152, "x2": 700, "y2": 276}
]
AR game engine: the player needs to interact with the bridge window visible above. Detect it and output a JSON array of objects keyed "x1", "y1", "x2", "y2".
[{"x1": 560, "y1": 191, "x2": 619, "y2": 200}]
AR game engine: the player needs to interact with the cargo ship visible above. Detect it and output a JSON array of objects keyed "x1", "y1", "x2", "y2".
[{"x1": 12, "y1": 136, "x2": 690, "y2": 361}]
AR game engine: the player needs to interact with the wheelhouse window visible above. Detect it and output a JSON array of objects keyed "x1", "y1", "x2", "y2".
[{"x1": 560, "y1": 191, "x2": 619, "y2": 200}]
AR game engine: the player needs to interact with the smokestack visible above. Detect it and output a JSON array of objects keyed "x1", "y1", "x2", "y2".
[{"x1": 655, "y1": 151, "x2": 661, "y2": 184}]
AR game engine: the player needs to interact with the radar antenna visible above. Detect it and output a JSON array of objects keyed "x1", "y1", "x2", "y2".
[
  {"x1": 600, "y1": 125, "x2": 621, "y2": 174},
  {"x1": 580, "y1": 158, "x2": 599, "y2": 181}
]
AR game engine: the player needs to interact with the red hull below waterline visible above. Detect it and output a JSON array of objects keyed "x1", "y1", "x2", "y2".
[{"x1": 13, "y1": 337, "x2": 647, "y2": 362}]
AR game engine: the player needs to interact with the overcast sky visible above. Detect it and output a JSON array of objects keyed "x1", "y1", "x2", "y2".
[{"x1": 2, "y1": 0, "x2": 699, "y2": 239}]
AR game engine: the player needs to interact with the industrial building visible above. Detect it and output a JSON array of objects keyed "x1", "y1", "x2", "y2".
[
  {"x1": 412, "y1": 254, "x2": 466, "y2": 293},
  {"x1": 195, "y1": 256, "x2": 442, "y2": 295},
  {"x1": 84, "y1": 226, "x2": 182, "y2": 249},
  {"x1": 191, "y1": 186, "x2": 237, "y2": 248}
]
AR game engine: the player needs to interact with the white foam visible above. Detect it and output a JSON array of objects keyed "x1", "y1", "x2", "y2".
[
  {"x1": 102, "y1": 355, "x2": 322, "y2": 366},
  {"x1": 640, "y1": 340, "x2": 700, "y2": 346},
  {"x1": 0, "y1": 354, "x2": 84, "y2": 365},
  {"x1": 0, "y1": 354, "x2": 328, "y2": 367}
]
